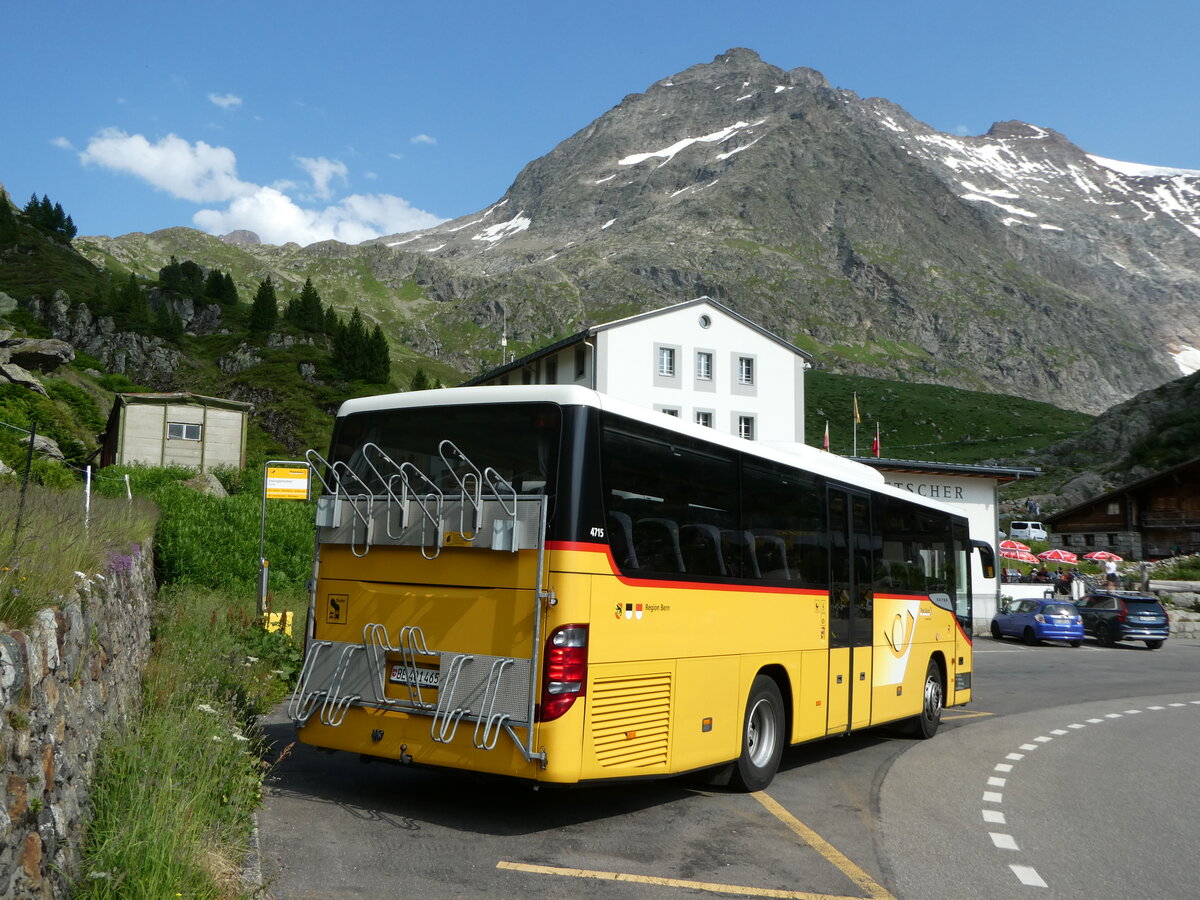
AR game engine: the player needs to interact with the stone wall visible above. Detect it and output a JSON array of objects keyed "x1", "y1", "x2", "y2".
[{"x1": 0, "y1": 544, "x2": 154, "y2": 899}]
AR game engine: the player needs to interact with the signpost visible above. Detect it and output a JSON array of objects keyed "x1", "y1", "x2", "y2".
[{"x1": 258, "y1": 460, "x2": 312, "y2": 619}]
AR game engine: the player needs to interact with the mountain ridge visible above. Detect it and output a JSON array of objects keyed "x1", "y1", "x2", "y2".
[{"x1": 74, "y1": 49, "x2": 1199, "y2": 412}]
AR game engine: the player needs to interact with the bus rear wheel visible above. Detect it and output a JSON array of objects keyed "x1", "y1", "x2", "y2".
[
  {"x1": 906, "y1": 658, "x2": 943, "y2": 740},
  {"x1": 730, "y1": 674, "x2": 785, "y2": 792}
]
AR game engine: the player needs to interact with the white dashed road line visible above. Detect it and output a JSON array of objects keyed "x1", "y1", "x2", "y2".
[{"x1": 980, "y1": 697, "x2": 1200, "y2": 891}]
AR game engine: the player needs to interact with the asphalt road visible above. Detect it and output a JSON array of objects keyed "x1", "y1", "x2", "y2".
[{"x1": 255, "y1": 637, "x2": 1200, "y2": 899}]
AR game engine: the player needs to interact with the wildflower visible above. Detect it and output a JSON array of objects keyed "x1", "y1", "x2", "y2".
[
  {"x1": 196, "y1": 703, "x2": 217, "y2": 715},
  {"x1": 212, "y1": 735, "x2": 223, "y2": 742},
  {"x1": 246, "y1": 656, "x2": 260, "y2": 664}
]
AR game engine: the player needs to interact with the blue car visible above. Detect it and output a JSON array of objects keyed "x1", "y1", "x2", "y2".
[{"x1": 991, "y1": 598, "x2": 1084, "y2": 646}]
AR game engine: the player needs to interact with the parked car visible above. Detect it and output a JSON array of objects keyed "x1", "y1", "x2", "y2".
[
  {"x1": 1076, "y1": 591, "x2": 1170, "y2": 649},
  {"x1": 1007, "y1": 521, "x2": 1048, "y2": 541},
  {"x1": 991, "y1": 597, "x2": 1083, "y2": 646}
]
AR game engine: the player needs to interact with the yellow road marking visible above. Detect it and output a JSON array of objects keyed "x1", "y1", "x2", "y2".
[
  {"x1": 752, "y1": 793, "x2": 897, "y2": 900},
  {"x1": 497, "y1": 860, "x2": 872, "y2": 899},
  {"x1": 499, "y1": 792, "x2": 899, "y2": 900},
  {"x1": 942, "y1": 710, "x2": 994, "y2": 720}
]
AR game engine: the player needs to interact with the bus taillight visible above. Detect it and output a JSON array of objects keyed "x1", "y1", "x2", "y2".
[{"x1": 539, "y1": 624, "x2": 588, "y2": 722}]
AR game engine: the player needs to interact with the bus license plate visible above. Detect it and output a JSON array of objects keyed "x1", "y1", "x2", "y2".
[{"x1": 389, "y1": 665, "x2": 439, "y2": 688}]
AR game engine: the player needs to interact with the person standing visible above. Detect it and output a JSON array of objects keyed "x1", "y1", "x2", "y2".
[{"x1": 1105, "y1": 558, "x2": 1119, "y2": 589}]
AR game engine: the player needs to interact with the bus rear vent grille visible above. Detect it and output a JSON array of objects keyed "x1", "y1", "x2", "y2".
[{"x1": 590, "y1": 672, "x2": 672, "y2": 769}]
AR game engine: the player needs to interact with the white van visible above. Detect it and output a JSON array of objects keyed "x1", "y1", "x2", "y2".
[{"x1": 1008, "y1": 521, "x2": 1048, "y2": 541}]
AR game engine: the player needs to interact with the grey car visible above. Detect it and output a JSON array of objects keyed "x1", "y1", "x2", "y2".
[{"x1": 1076, "y1": 591, "x2": 1170, "y2": 649}]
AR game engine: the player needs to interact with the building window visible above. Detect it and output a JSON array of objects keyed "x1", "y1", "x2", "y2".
[
  {"x1": 1107, "y1": 533, "x2": 1117, "y2": 545},
  {"x1": 168, "y1": 422, "x2": 202, "y2": 441},
  {"x1": 696, "y1": 351, "x2": 713, "y2": 381},
  {"x1": 545, "y1": 357, "x2": 558, "y2": 384},
  {"x1": 657, "y1": 346, "x2": 676, "y2": 377},
  {"x1": 574, "y1": 345, "x2": 587, "y2": 380},
  {"x1": 1084, "y1": 534, "x2": 1095, "y2": 547},
  {"x1": 695, "y1": 410, "x2": 713, "y2": 428},
  {"x1": 738, "y1": 356, "x2": 755, "y2": 385},
  {"x1": 1107, "y1": 502, "x2": 1120, "y2": 516},
  {"x1": 738, "y1": 415, "x2": 755, "y2": 440},
  {"x1": 1061, "y1": 535, "x2": 1071, "y2": 546},
  {"x1": 659, "y1": 407, "x2": 680, "y2": 417},
  {"x1": 699, "y1": 314, "x2": 711, "y2": 328}
]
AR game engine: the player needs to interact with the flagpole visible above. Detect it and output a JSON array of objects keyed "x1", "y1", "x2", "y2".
[{"x1": 852, "y1": 392, "x2": 859, "y2": 457}]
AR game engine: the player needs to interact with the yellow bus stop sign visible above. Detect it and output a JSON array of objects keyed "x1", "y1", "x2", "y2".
[{"x1": 266, "y1": 466, "x2": 310, "y2": 500}]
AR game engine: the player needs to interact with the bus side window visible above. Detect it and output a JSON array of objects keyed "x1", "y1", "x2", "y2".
[{"x1": 607, "y1": 512, "x2": 638, "y2": 569}]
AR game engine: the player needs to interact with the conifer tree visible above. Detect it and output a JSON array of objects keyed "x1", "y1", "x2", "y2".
[
  {"x1": 297, "y1": 277, "x2": 325, "y2": 332},
  {"x1": 119, "y1": 273, "x2": 151, "y2": 331},
  {"x1": 0, "y1": 190, "x2": 16, "y2": 241},
  {"x1": 409, "y1": 367, "x2": 432, "y2": 391},
  {"x1": 204, "y1": 268, "x2": 226, "y2": 301},
  {"x1": 159, "y1": 256, "x2": 183, "y2": 293},
  {"x1": 367, "y1": 324, "x2": 391, "y2": 384},
  {"x1": 222, "y1": 272, "x2": 239, "y2": 304},
  {"x1": 249, "y1": 277, "x2": 279, "y2": 333}
]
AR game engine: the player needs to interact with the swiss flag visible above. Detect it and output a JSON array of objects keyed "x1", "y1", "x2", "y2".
[
  {"x1": 822, "y1": 421, "x2": 830, "y2": 451},
  {"x1": 872, "y1": 424, "x2": 880, "y2": 458}
]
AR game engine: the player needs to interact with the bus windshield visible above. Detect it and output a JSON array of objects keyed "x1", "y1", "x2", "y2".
[{"x1": 328, "y1": 401, "x2": 563, "y2": 496}]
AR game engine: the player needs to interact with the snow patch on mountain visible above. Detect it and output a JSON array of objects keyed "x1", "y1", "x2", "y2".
[
  {"x1": 619, "y1": 121, "x2": 754, "y2": 168},
  {"x1": 1089, "y1": 156, "x2": 1200, "y2": 179},
  {"x1": 472, "y1": 213, "x2": 531, "y2": 244},
  {"x1": 1172, "y1": 345, "x2": 1200, "y2": 376}
]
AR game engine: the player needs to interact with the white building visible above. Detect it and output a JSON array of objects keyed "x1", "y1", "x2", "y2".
[{"x1": 465, "y1": 297, "x2": 811, "y2": 444}]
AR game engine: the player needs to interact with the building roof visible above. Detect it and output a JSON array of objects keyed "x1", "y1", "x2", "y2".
[
  {"x1": 461, "y1": 296, "x2": 811, "y2": 386},
  {"x1": 114, "y1": 392, "x2": 252, "y2": 411},
  {"x1": 852, "y1": 456, "x2": 1042, "y2": 484},
  {"x1": 1045, "y1": 455, "x2": 1200, "y2": 524}
]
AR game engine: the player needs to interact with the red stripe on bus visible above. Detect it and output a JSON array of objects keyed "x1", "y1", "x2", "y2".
[{"x1": 547, "y1": 541, "x2": 826, "y2": 596}]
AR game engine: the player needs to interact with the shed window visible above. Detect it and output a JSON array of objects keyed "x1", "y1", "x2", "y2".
[{"x1": 168, "y1": 422, "x2": 202, "y2": 441}]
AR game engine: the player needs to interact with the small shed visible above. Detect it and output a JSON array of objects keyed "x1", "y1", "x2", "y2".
[{"x1": 101, "y1": 392, "x2": 251, "y2": 471}]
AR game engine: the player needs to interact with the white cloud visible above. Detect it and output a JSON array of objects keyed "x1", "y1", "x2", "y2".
[
  {"x1": 79, "y1": 128, "x2": 255, "y2": 203},
  {"x1": 295, "y1": 156, "x2": 348, "y2": 200},
  {"x1": 51, "y1": 136, "x2": 74, "y2": 150},
  {"x1": 193, "y1": 188, "x2": 444, "y2": 245},
  {"x1": 209, "y1": 92, "x2": 242, "y2": 110},
  {"x1": 410, "y1": 134, "x2": 437, "y2": 145},
  {"x1": 954, "y1": 124, "x2": 972, "y2": 136},
  {"x1": 78, "y1": 128, "x2": 443, "y2": 245}
]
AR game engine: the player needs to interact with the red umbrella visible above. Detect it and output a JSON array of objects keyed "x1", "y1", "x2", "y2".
[
  {"x1": 1037, "y1": 548, "x2": 1078, "y2": 564},
  {"x1": 999, "y1": 539, "x2": 1031, "y2": 552},
  {"x1": 1000, "y1": 548, "x2": 1039, "y2": 564},
  {"x1": 1083, "y1": 551, "x2": 1123, "y2": 562}
]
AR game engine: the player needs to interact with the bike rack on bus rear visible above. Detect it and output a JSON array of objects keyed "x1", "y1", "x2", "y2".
[{"x1": 288, "y1": 442, "x2": 551, "y2": 765}]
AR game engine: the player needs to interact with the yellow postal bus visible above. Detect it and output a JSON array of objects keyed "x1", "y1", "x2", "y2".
[{"x1": 290, "y1": 385, "x2": 992, "y2": 790}]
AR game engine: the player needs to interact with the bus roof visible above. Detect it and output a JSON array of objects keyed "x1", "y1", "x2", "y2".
[{"x1": 336, "y1": 385, "x2": 965, "y2": 518}]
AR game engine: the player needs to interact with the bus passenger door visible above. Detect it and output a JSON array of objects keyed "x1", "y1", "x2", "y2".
[{"x1": 827, "y1": 488, "x2": 874, "y2": 734}]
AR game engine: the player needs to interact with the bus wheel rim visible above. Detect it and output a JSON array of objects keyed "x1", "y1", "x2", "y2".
[{"x1": 747, "y1": 698, "x2": 776, "y2": 766}]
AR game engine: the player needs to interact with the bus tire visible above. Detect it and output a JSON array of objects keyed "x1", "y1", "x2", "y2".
[
  {"x1": 730, "y1": 674, "x2": 785, "y2": 792},
  {"x1": 906, "y1": 658, "x2": 943, "y2": 740}
]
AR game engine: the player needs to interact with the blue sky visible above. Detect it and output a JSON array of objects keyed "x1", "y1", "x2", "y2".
[{"x1": 3, "y1": 0, "x2": 1197, "y2": 245}]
